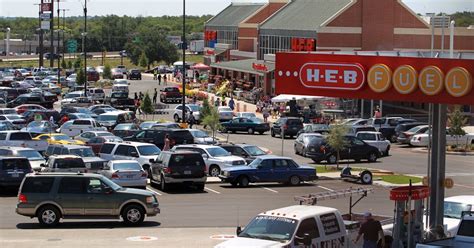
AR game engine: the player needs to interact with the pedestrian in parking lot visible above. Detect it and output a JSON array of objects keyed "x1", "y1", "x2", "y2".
[
  {"x1": 153, "y1": 69, "x2": 158, "y2": 80},
  {"x1": 187, "y1": 111, "x2": 195, "y2": 128},
  {"x1": 262, "y1": 107, "x2": 269, "y2": 123},
  {"x1": 134, "y1": 92, "x2": 138, "y2": 100},
  {"x1": 163, "y1": 134, "x2": 171, "y2": 151},
  {"x1": 153, "y1": 89, "x2": 157, "y2": 104},
  {"x1": 158, "y1": 74, "x2": 162, "y2": 85},
  {"x1": 355, "y1": 212, "x2": 385, "y2": 248},
  {"x1": 228, "y1": 96, "x2": 235, "y2": 111},
  {"x1": 215, "y1": 97, "x2": 220, "y2": 107},
  {"x1": 163, "y1": 74, "x2": 168, "y2": 85},
  {"x1": 139, "y1": 91, "x2": 143, "y2": 101}
]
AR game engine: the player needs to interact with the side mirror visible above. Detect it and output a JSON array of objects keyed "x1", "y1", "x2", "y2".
[
  {"x1": 202, "y1": 154, "x2": 209, "y2": 159},
  {"x1": 130, "y1": 151, "x2": 139, "y2": 157},
  {"x1": 40, "y1": 163, "x2": 46, "y2": 167},
  {"x1": 104, "y1": 186, "x2": 114, "y2": 194},
  {"x1": 236, "y1": 226, "x2": 242, "y2": 235},
  {"x1": 149, "y1": 158, "x2": 156, "y2": 163},
  {"x1": 295, "y1": 233, "x2": 311, "y2": 246}
]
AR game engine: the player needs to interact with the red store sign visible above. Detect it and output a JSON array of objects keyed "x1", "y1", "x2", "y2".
[
  {"x1": 205, "y1": 30, "x2": 217, "y2": 41},
  {"x1": 275, "y1": 53, "x2": 474, "y2": 105},
  {"x1": 41, "y1": 3, "x2": 52, "y2": 12},
  {"x1": 252, "y1": 63, "x2": 268, "y2": 72},
  {"x1": 291, "y1": 38, "x2": 316, "y2": 52}
]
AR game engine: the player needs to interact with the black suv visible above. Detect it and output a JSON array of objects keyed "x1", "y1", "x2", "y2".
[
  {"x1": 127, "y1": 69, "x2": 142, "y2": 80},
  {"x1": 271, "y1": 117, "x2": 304, "y2": 138},
  {"x1": 150, "y1": 150, "x2": 206, "y2": 191},
  {"x1": 220, "y1": 143, "x2": 268, "y2": 164},
  {"x1": 124, "y1": 129, "x2": 194, "y2": 150},
  {"x1": 16, "y1": 173, "x2": 160, "y2": 227},
  {"x1": 0, "y1": 157, "x2": 32, "y2": 188},
  {"x1": 7, "y1": 93, "x2": 54, "y2": 108}
]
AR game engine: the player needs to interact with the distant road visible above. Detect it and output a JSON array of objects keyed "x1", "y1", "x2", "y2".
[{"x1": 0, "y1": 51, "x2": 121, "y2": 62}]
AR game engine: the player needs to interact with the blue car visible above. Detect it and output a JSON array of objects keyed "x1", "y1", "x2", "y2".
[{"x1": 218, "y1": 155, "x2": 317, "y2": 187}]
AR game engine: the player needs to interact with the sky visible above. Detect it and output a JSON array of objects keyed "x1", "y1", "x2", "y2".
[{"x1": 0, "y1": 0, "x2": 472, "y2": 17}]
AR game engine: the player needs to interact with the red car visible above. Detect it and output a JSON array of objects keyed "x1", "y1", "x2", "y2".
[
  {"x1": 14, "y1": 104, "x2": 46, "y2": 114},
  {"x1": 85, "y1": 136, "x2": 123, "y2": 154}
]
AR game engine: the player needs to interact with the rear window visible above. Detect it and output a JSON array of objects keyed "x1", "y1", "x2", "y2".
[
  {"x1": 53, "y1": 158, "x2": 85, "y2": 168},
  {"x1": 1, "y1": 159, "x2": 30, "y2": 170},
  {"x1": 10, "y1": 132, "x2": 32, "y2": 140},
  {"x1": 170, "y1": 130, "x2": 194, "y2": 141},
  {"x1": 73, "y1": 120, "x2": 92, "y2": 125},
  {"x1": 21, "y1": 177, "x2": 54, "y2": 193},
  {"x1": 287, "y1": 119, "x2": 302, "y2": 125},
  {"x1": 165, "y1": 87, "x2": 179, "y2": 92},
  {"x1": 169, "y1": 154, "x2": 204, "y2": 167},
  {"x1": 113, "y1": 162, "x2": 141, "y2": 170},
  {"x1": 100, "y1": 143, "x2": 115, "y2": 154}
]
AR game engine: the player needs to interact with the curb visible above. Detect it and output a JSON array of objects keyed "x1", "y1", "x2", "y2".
[{"x1": 411, "y1": 148, "x2": 474, "y2": 156}]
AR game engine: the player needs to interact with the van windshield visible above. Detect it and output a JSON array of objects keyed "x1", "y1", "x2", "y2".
[
  {"x1": 444, "y1": 201, "x2": 472, "y2": 219},
  {"x1": 238, "y1": 215, "x2": 298, "y2": 242}
]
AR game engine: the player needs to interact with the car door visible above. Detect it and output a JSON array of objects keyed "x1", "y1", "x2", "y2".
[
  {"x1": 113, "y1": 144, "x2": 130, "y2": 160},
  {"x1": 273, "y1": 159, "x2": 292, "y2": 182},
  {"x1": 254, "y1": 159, "x2": 274, "y2": 182},
  {"x1": 295, "y1": 135, "x2": 304, "y2": 153},
  {"x1": 56, "y1": 177, "x2": 86, "y2": 215},
  {"x1": 294, "y1": 217, "x2": 321, "y2": 247},
  {"x1": 349, "y1": 137, "x2": 368, "y2": 160},
  {"x1": 83, "y1": 177, "x2": 116, "y2": 215}
]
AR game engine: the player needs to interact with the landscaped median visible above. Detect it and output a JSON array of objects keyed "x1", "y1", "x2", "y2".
[{"x1": 312, "y1": 165, "x2": 423, "y2": 186}]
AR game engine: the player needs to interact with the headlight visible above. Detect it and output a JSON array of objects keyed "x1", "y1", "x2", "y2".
[
  {"x1": 232, "y1": 160, "x2": 244, "y2": 165},
  {"x1": 85, "y1": 162, "x2": 91, "y2": 168},
  {"x1": 223, "y1": 171, "x2": 230, "y2": 177},
  {"x1": 310, "y1": 148, "x2": 316, "y2": 152}
]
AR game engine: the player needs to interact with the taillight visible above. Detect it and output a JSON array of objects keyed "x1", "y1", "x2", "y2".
[
  {"x1": 111, "y1": 173, "x2": 119, "y2": 179},
  {"x1": 141, "y1": 171, "x2": 148, "y2": 178},
  {"x1": 283, "y1": 124, "x2": 288, "y2": 129},
  {"x1": 164, "y1": 167, "x2": 172, "y2": 174},
  {"x1": 19, "y1": 194, "x2": 27, "y2": 203},
  {"x1": 320, "y1": 145, "x2": 326, "y2": 153}
]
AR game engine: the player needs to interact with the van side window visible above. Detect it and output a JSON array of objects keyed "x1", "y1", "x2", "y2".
[
  {"x1": 22, "y1": 177, "x2": 55, "y2": 193},
  {"x1": 0, "y1": 133, "x2": 6, "y2": 140},
  {"x1": 10, "y1": 132, "x2": 32, "y2": 140},
  {"x1": 115, "y1": 145, "x2": 129, "y2": 156},
  {"x1": 100, "y1": 144, "x2": 115, "y2": 154},
  {"x1": 320, "y1": 213, "x2": 341, "y2": 235},
  {"x1": 295, "y1": 218, "x2": 320, "y2": 242}
]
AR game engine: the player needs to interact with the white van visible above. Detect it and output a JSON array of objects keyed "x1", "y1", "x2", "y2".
[
  {"x1": 87, "y1": 88, "x2": 105, "y2": 102},
  {"x1": 112, "y1": 84, "x2": 129, "y2": 94},
  {"x1": 59, "y1": 119, "x2": 107, "y2": 137},
  {"x1": 215, "y1": 205, "x2": 355, "y2": 248}
]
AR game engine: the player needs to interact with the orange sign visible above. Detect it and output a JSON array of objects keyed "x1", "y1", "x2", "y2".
[
  {"x1": 297, "y1": 62, "x2": 365, "y2": 90},
  {"x1": 252, "y1": 63, "x2": 268, "y2": 72},
  {"x1": 291, "y1": 38, "x2": 316, "y2": 52}
]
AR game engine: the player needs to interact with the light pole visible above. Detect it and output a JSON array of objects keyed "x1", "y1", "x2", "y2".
[
  {"x1": 81, "y1": 0, "x2": 88, "y2": 97},
  {"x1": 34, "y1": 3, "x2": 44, "y2": 67},
  {"x1": 5, "y1": 27, "x2": 10, "y2": 58},
  {"x1": 57, "y1": 3, "x2": 61, "y2": 83},
  {"x1": 181, "y1": 0, "x2": 186, "y2": 123}
]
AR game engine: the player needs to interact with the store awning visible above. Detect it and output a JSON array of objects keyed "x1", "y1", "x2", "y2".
[
  {"x1": 191, "y1": 63, "x2": 211, "y2": 70},
  {"x1": 271, "y1": 94, "x2": 325, "y2": 103},
  {"x1": 211, "y1": 59, "x2": 275, "y2": 76}
]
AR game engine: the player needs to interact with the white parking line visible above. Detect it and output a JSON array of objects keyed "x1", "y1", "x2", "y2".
[
  {"x1": 205, "y1": 187, "x2": 221, "y2": 194},
  {"x1": 146, "y1": 186, "x2": 162, "y2": 196},
  {"x1": 261, "y1": 187, "x2": 278, "y2": 193},
  {"x1": 317, "y1": 185, "x2": 335, "y2": 192}
]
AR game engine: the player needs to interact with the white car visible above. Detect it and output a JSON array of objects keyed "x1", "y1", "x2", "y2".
[
  {"x1": 74, "y1": 130, "x2": 114, "y2": 143},
  {"x1": 66, "y1": 74, "x2": 76, "y2": 87},
  {"x1": 235, "y1": 112, "x2": 257, "y2": 119},
  {"x1": 40, "y1": 83, "x2": 61, "y2": 95},
  {"x1": 172, "y1": 144, "x2": 246, "y2": 177},
  {"x1": 0, "y1": 146, "x2": 45, "y2": 171},
  {"x1": 59, "y1": 119, "x2": 107, "y2": 137},
  {"x1": 188, "y1": 129, "x2": 215, "y2": 144},
  {"x1": 410, "y1": 128, "x2": 474, "y2": 147},
  {"x1": 60, "y1": 91, "x2": 87, "y2": 107},
  {"x1": 113, "y1": 79, "x2": 129, "y2": 85},
  {"x1": 442, "y1": 195, "x2": 474, "y2": 236},
  {"x1": 173, "y1": 104, "x2": 201, "y2": 123},
  {"x1": 356, "y1": 131, "x2": 391, "y2": 156},
  {"x1": 218, "y1": 106, "x2": 234, "y2": 121},
  {"x1": 99, "y1": 160, "x2": 148, "y2": 189}
]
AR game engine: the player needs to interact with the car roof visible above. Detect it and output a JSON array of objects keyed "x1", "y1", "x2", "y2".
[
  {"x1": 0, "y1": 146, "x2": 36, "y2": 151},
  {"x1": 105, "y1": 141, "x2": 154, "y2": 147},
  {"x1": 356, "y1": 131, "x2": 381, "y2": 134},
  {"x1": 161, "y1": 150, "x2": 201, "y2": 155},
  {"x1": 255, "y1": 155, "x2": 292, "y2": 160},
  {"x1": 259, "y1": 205, "x2": 338, "y2": 220},
  {"x1": 49, "y1": 155, "x2": 82, "y2": 159},
  {"x1": 27, "y1": 172, "x2": 104, "y2": 178},
  {"x1": 175, "y1": 144, "x2": 218, "y2": 149},
  {"x1": 48, "y1": 144, "x2": 89, "y2": 149},
  {"x1": 108, "y1": 160, "x2": 140, "y2": 164},
  {"x1": 444, "y1": 195, "x2": 474, "y2": 203}
]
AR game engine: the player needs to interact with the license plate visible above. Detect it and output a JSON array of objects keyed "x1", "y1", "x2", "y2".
[
  {"x1": 11, "y1": 173, "x2": 19, "y2": 178},
  {"x1": 126, "y1": 175, "x2": 134, "y2": 179},
  {"x1": 184, "y1": 170, "x2": 191, "y2": 175}
]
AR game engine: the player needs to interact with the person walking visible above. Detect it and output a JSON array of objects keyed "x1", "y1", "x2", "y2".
[
  {"x1": 228, "y1": 96, "x2": 235, "y2": 111},
  {"x1": 373, "y1": 105, "x2": 382, "y2": 118},
  {"x1": 262, "y1": 107, "x2": 269, "y2": 123},
  {"x1": 158, "y1": 74, "x2": 162, "y2": 85},
  {"x1": 163, "y1": 74, "x2": 167, "y2": 85},
  {"x1": 215, "y1": 97, "x2": 220, "y2": 107},
  {"x1": 153, "y1": 69, "x2": 158, "y2": 80},
  {"x1": 153, "y1": 89, "x2": 157, "y2": 104},
  {"x1": 134, "y1": 92, "x2": 138, "y2": 101},
  {"x1": 355, "y1": 212, "x2": 385, "y2": 248},
  {"x1": 162, "y1": 134, "x2": 171, "y2": 151},
  {"x1": 187, "y1": 111, "x2": 195, "y2": 129},
  {"x1": 139, "y1": 91, "x2": 143, "y2": 101}
]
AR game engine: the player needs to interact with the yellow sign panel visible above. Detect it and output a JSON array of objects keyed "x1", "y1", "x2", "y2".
[
  {"x1": 368, "y1": 64, "x2": 392, "y2": 93},
  {"x1": 393, "y1": 65, "x2": 418, "y2": 94},
  {"x1": 445, "y1": 67, "x2": 472, "y2": 97},
  {"x1": 418, "y1": 66, "x2": 444, "y2": 95}
]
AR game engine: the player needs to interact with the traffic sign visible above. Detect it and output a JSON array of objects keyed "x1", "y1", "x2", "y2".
[
  {"x1": 66, "y1": 40, "x2": 78, "y2": 53},
  {"x1": 40, "y1": 13, "x2": 51, "y2": 20},
  {"x1": 41, "y1": 21, "x2": 50, "y2": 30},
  {"x1": 444, "y1": 178, "x2": 454, "y2": 189}
]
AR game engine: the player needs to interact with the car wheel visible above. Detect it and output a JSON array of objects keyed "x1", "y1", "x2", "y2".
[
  {"x1": 37, "y1": 205, "x2": 60, "y2": 227},
  {"x1": 384, "y1": 147, "x2": 390, "y2": 156},
  {"x1": 247, "y1": 128, "x2": 254, "y2": 134},
  {"x1": 173, "y1": 114, "x2": 180, "y2": 122},
  {"x1": 289, "y1": 175, "x2": 301, "y2": 186},
  {"x1": 368, "y1": 152, "x2": 378, "y2": 162},
  {"x1": 328, "y1": 154, "x2": 337, "y2": 164},
  {"x1": 230, "y1": 182, "x2": 238, "y2": 187},
  {"x1": 122, "y1": 204, "x2": 145, "y2": 226},
  {"x1": 196, "y1": 183, "x2": 205, "y2": 192},
  {"x1": 360, "y1": 171, "x2": 373, "y2": 185},
  {"x1": 209, "y1": 165, "x2": 220, "y2": 177},
  {"x1": 258, "y1": 131, "x2": 264, "y2": 135},
  {"x1": 238, "y1": 176, "x2": 249, "y2": 187},
  {"x1": 271, "y1": 129, "x2": 275, "y2": 137},
  {"x1": 160, "y1": 175, "x2": 168, "y2": 191}
]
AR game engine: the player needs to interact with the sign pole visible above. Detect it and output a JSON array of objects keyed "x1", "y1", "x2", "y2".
[{"x1": 38, "y1": 1, "x2": 44, "y2": 67}]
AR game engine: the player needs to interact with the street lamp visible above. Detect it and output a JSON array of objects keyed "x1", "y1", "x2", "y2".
[
  {"x1": 181, "y1": 0, "x2": 186, "y2": 123},
  {"x1": 79, "y1": 0, "x2": 88, "y2": 97}
]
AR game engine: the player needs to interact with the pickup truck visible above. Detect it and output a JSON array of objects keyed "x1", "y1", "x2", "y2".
[
  {"x1": 108, "y1": 92, "x2": 136, "y2": 112},
  {"x1": 416, "y1": 211, "x2": 474, "y2": 248},
  {"x1": 356, "y1": 131, "x2": 391, "y2": 156},
  {"x1": 0, "y1": 131, "x2": 48, "y2": 152},
  {"x1": 160, "y1": 86, "x2": 182, "y2": 103},
  {"x1": 215, "y1": 205, "x2": 359, "y2": 248}
]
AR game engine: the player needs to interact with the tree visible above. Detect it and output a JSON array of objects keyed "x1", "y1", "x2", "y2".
[
  {"x1": 326, "y1": 125, "x2": 349, "y2": 169},
  {"x1": 200, "y1": 98, "x2": 211, "y2": 119},
  {"x1": 67, "y1": 60, "x2": 73, "y2": 69},
  {"x1": 139, "y1": 51, "x2": 148, "y2": 68},
  {"x1": 61, "y1": 59, "x2": 67, "y2": 69},
  {"x1": 73, "y1": 57, "x2": 82, "y2": 69},
  {"x1": 76, "y1": 68, "x2": 86, "y2": 85},
  {"x1": 202, "y1": 106, "x2": 221, "y2": 142},
  {"x1": 140, "y1": 92, "x2": 155, "y2": 118},
  {"x1": 448, "y1": 106, "x2": 467, "y2": 147},
  {"x1": 103, "y1": 64, "x2": 112, "y2": 79}
]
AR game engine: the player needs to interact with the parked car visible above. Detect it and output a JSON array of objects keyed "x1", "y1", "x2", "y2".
[
  {"x1": 87, "y1": 69, "x2": 100, "y2": 82},
  {"x1": 0, "y1": 131, "x2": 48, "y2": 152},
  {"x1": 151, "y1": 150, "x2": 207, "y2": 191},
  {"x1": 112, "y1": 123, "x2": 141, "y2": 138},
  {"x1": 108, "y1": 91, "x2": 135, "y2": 112},
  {"x1": 59, "y1": 118, "x2": 107, "y2": 137},
  {"x1": 43, "y1": 144, "x2": 107, "y2": 171},
  {"x1": 0, "y1": 108, "x2": 17, "y2": 115},
  {"x1": 8, "y1": 94, "x2": 54, "y2": 108},
  {"x1": 0, "y1": 146, "x2": 45, "y2": 171},
  {"x1": 217, "y1": 106, "x2": 234, "y2": 122},
  {"x1": 160, "y1": 86, "x2": 182, "y2": 103},
  {"x1": 271, "y1": 117, "x2": 304, "y2": 138},
  {"x1": 127, "y1": 69, "x2": 142, "y2": 80},
  {"x1": 0, "y1": 157, "x2": 32, "y2": 188},
  {"x1": 99, "y1": 141, "x2": 161, "y2": 176},
  {"x1": 97, "y1": 110, "x2": 135, "y2": 130},
  {"x1": 296, "y1": 124, "x2": 329, "y2": 136},
  {"x1": 220, "y1": 143, "x2": 268, "y2": 164},
  {"x1": 0, "y1": 114, "x2": 27, "y2": 128},
  {"x1": 34, "y1": 133, "x2": 85, "y2": 145},
  {"x1": 188, "y1": 129, "x2": 215, "y2": 144},
  {"x1": 87, "y1": 88, "x2": 106, "y2": 103},
  {"x1": 74, "y1": 130, "x2": 113, "y2": 143},
  {"x1": 356, "y1": 131, "x2": 391, "y2": 156},
  {"x1": 394, "y1": 122, "x2": 427, "y2": 143},
  {"x1": 220, "y1": 117, "x2": 270, "y2": 135},
  {"x1": 139, "y1": 121, "x2": 161, "y2": 130},
  {"x1": 0, "y1": 120, "x2": 18, "y2": 131},
  {"x1": 172, "y1": 144, "x2": 246, "y2": 177},
  {"x1": 294, "y1": 133, "x2": 324, "y2": 157},
  {"x1": 14, "y1": 104, "x2": 46, "y2": 114},
  {"x1": 40, "y1": 155, "x2": 87, "y2": 173},
  {"x1": 100, "y1": 160, "x2": 147, "y2": 189},
  {"x1": 16, "y1": 173, "x2": 160, "y2": 226},
  {"x1": 397, "y1": 125, "x2": 429, "y2": 145},
  {"x1": 85, "y1": 136, "x2": 123, "y2": 154},
  {"x1": 311, "y1": 135, "x2": 380, "y2": 164},
  {"x1": 172, "y1": 104, "x2": 201, "y2": 123},
  {"x1": 22, "y1": 109, "x2": 60, "y2": 124},
  {"x1": 410, "y1": 128, "x2": 474, "y2": 147},
  {"x1": 346, "y1": 125, "x2": 377, "y2": 136},
  {"x1": 219, "y1": 155, "x2": 317, "y2": 187},
  {"x1": 123, "y1": 129, "x2": 194, "y2": 150},
  {"x1": 151, "y1": 122, "x2": 181, "y2": 129},
  {"x1": 21, "y1": 121, "x2": 56, "y2": 134}
]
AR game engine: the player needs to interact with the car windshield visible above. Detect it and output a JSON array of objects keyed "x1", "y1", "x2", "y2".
[
  {"x1": 190, "y1": 130, "x2": 209, "y2": 138},
  {"x1": 357, "y1": 133, "x2": 376, "y2": 140},
  {"x1": 64, "y1": 93, "x2": 81, "y2": 99},
  {"x1": 77, "y1": 108, "x2": 93, "y2": 115},
  {"x1": 70, "y1": 148, "x2": 95, "y2": 157},
  {"x1": 74, "y1": 113, "x2": 91, "y2": 119},
  {"x1": 444, "y1": 201, "x2": 472, "y2": 219},
  {"x1": 219, "y1": 107, "x2": 232, "y2": 112},
  {"x1": 137, "y1": 145, "x2": 161, "y2": 156},
  {"x1": 238, "y1": 215, "x2": 298, "y2": 242},
  {"x1": 5, "y1": 115, "x2": 23, "y2": 120},
  {"x1": 100, "y1": 176, "x2": 123, "y2": 191},
  {"x1": 248, "y1": 158, "x2": 263, "y2": 168},
  {"x1": 104, "y1": 136, "x2": 123, "y2": 142},
  {"x1": 243, "y1": 146, "x2": 267, "y2": 156},
  {"x1": 98, "y1": 115, "x2": 117, "y2": 121},
  {"x1": 115, "y1": 124, "x2": 137, "y2": 130},
  {"x1": 206, "y1": 147, "x2": 230, "y2": 157},
  {"x1": 407, "y1": 126, "x2": 423, "y2": 133},
  {"x1": 188, "y1": 105, "x2": 200, "y2": 112},
  {"x1": 51, "y1": 135, "x2": 72, "y2": 141},
  {"x1": 140, "y1": 122, "x2": 156, "y2": 129},
  {"x1": 17, "y1": 150, "x2": 44, "y2": 161},
  {"x1": 113, "y1": 162, "x2": 141, "y2": 171},
  {"x1": 112, "y1": 92, "x2": 128, "y2": 98},
  {"x1": 27, "y1": 122, "x2": 46, "y2": 128}
]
